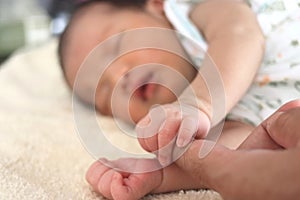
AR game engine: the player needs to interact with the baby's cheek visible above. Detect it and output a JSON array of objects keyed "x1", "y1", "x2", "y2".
[
  {"x1": 155, "y1": 86, "x2": 177, "y2": 104},
  {"x1": 128, "y1": 99, "x2": 149, "y2": 124}
]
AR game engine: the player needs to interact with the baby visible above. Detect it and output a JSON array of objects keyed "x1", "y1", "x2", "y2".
[{"x1": 58, "y1": 0, "x2": 300, "y2": 199}]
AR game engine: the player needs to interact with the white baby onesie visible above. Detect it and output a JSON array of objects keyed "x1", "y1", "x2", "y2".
[{"x1": 165, "y1": 0, "x2": 300, "y2": 125}]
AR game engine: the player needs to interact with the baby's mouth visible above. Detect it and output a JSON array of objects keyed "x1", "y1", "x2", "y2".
[{"x1": 134, "y1": 83, "x2": 157, "y2": 101}]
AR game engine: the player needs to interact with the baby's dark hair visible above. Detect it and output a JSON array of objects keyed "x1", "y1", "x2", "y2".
[{"x1": 58, "y1": 0, "x2": 147, "y2": 80}]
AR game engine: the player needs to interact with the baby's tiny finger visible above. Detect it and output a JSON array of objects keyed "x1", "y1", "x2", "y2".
[
  {"x1": 86, "y1": 160, "x2": 110, "y2": 191},
  {"x1": 177, "y1": 117, "x2": 198, "y2": 147},
  {"x1": 97, "y1": 169, "x2": 115, "y2": 199},
  {"x1": 158, "y1": 117, "x2": 180, "y2": 166},
  {"x1": 135, "y1": 106, "x2": 166, "y2": 139}
]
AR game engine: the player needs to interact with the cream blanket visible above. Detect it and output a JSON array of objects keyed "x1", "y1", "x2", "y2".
[{"x1": 0, "y1": 40, "x2": 222, "y2": 200}]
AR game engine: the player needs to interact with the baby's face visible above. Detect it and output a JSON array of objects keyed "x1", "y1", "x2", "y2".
[
  {"x1": 96, "y1": 48, "x2": 195, "y2": 124},
  {"x1": 64, "y1": 3, "x2": 196, "y2": 123}
]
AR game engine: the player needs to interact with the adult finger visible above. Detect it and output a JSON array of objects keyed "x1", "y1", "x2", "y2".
[
  {"x1": 239, "y1": 99, "x2": 300, "y2": 150},
  {"x1": 266, "y1": 107, "x2": 300, "y2": 148}
]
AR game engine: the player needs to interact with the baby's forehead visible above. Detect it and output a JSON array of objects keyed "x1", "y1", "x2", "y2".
[
  {"x1": 71, "y1": 2, "x2": 116, "y2": 27},
  {"x1": 64, "y1": 3, "x2": 118, "y2": 79}
]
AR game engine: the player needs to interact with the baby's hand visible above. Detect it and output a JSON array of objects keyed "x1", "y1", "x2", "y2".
[
  {"x1": 86, "y1": 158, "x2": 162, "y2": 200},
  {"x1": 136, "y1": 103, "x2": 210, "y2": 165}
]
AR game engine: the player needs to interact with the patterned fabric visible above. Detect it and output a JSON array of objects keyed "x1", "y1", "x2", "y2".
[
  {"x1": 165, "y1": 0, "x2": 300, "y2": 125},
  {"x1": 164, "y1": 0, "x2": 207, "y2": 69},
  {"x1": 228, "y1": 0, "x2": 300, "y2": 125}
]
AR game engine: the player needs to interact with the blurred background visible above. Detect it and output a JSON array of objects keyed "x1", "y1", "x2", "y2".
[{"x1": 0, "y1": 0, "x2": 74, "y2": 64}]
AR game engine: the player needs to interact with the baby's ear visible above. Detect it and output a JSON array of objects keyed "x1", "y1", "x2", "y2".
[{"x1": 146, "y1": 0, "x2": 165, "y2": 16}]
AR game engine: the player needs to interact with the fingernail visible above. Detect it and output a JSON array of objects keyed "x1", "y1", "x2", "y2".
[
  {"x1": 135, "y1": 116, "x2": 151, "y2": 138},
  {"x1": 198, "y1": 141, "x2": 215, "y2": 159},
  {"x1": 177, "y1": 138, "x2": 190, "y2": 147},
  {"x1": 138, "y1": 116, "x2": 151, "y2": 128},
  {"x1": 177, "y1": 138, "x2": 184, "y2": 147},
  {"x1": 159, "y1": 155, "x2": 170, "y2": 166},
  {"x1": 265, "y1": 112, "x2": 282, "y2": 132}
]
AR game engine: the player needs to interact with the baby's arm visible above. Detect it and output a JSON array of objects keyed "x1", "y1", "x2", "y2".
[
  {"x1": 189, "y1": 0, "x2": 265, "y2": 121},
  {"x1": 136, "y1": 0, "x2": 264, "y2": 166}
]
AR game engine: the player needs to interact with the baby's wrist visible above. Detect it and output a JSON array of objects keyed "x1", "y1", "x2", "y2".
[
  {"x1": 176, "y1": 95, "x2": 212, "y2": 123},
  {"x1": 178, "y1": 85, "x2": 212, "y2": 117}
]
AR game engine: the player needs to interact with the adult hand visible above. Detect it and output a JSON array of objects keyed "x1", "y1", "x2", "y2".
[
  {"x1": 200, "y1": 99, "x2": 300, "y2": 200},
  {"x1": 238, "y1": 99, "x2": 300, "y2": 150}
]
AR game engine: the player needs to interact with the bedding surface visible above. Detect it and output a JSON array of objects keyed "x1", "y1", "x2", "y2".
[{"x1": 0, "y1": 40, "x2": 222, "y2": 200}]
